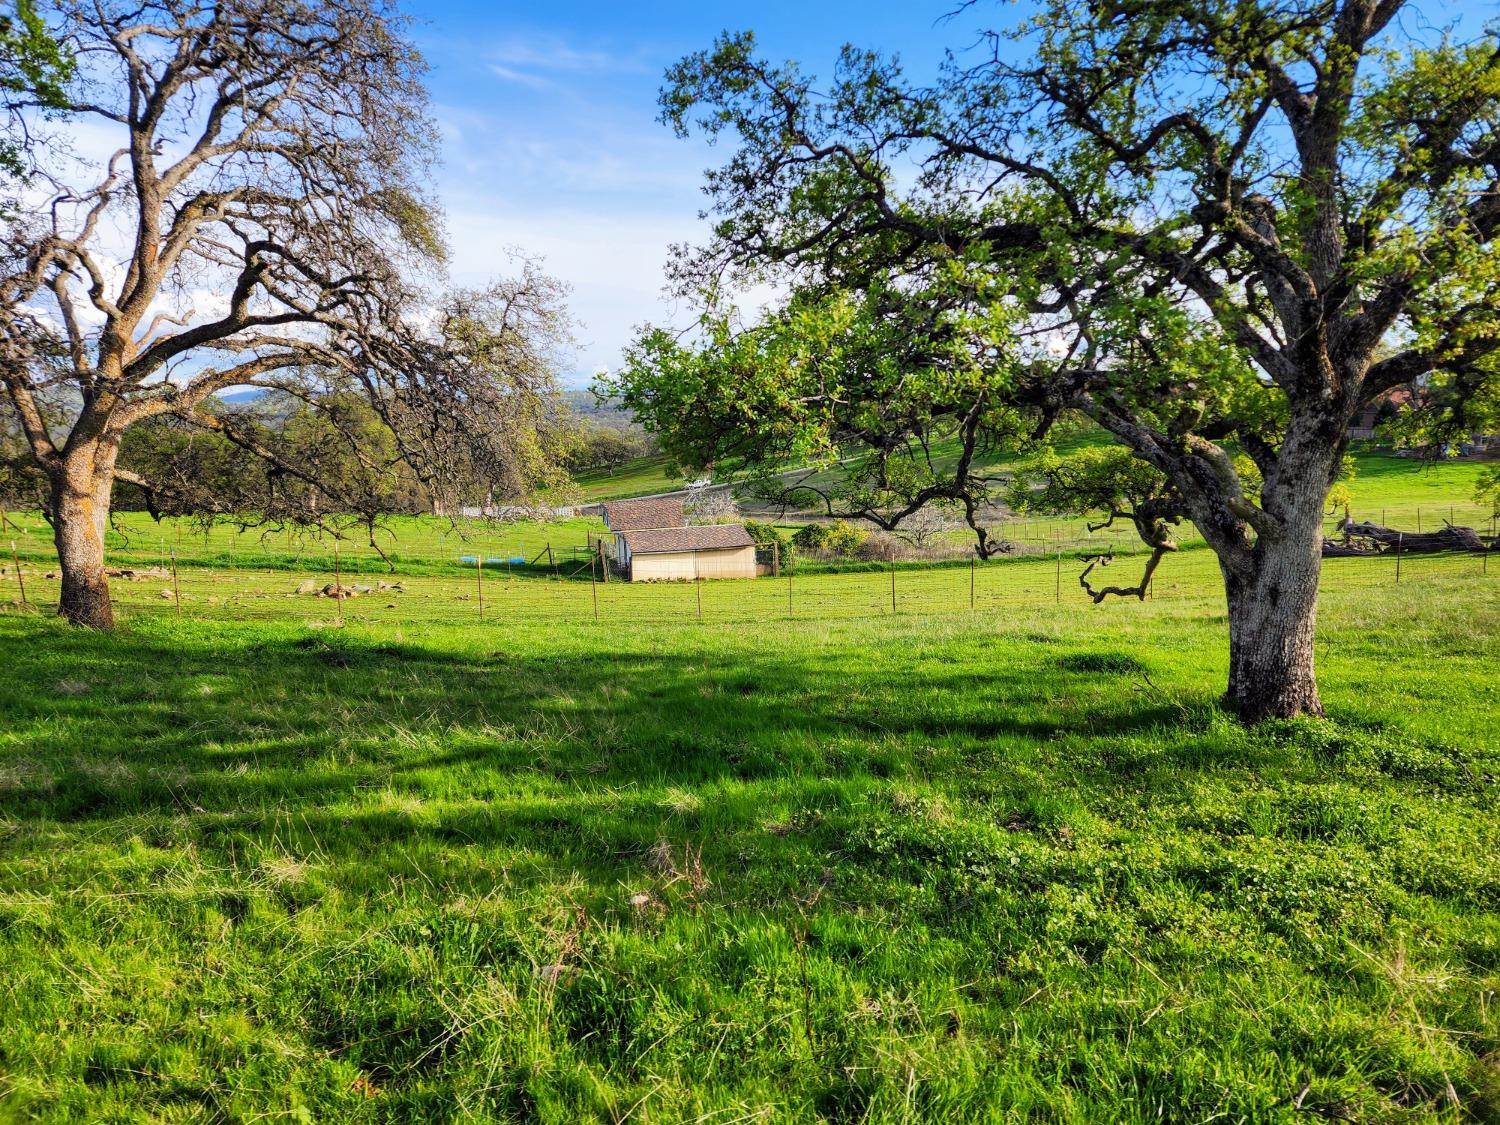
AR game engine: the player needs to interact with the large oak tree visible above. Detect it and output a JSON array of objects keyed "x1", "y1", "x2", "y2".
[
  {"x1": 0, "y1": 0, "x2": 566, "y2": 629},
  {"x1": 619, "y1": 0, "x2": 1500, "y2": 721}
]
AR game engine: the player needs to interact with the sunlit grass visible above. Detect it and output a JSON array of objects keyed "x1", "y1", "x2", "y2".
[{"x1": 0, "y1": 558, "x2": 1496, "y2": 1121}]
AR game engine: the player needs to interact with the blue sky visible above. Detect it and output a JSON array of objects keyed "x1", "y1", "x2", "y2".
[
  {"x1": 408, "y1": 1, "x2": 1498, "y2": 387},
  {"x1": 408, "y1": 1, "x2": 977, "y2": 385}
]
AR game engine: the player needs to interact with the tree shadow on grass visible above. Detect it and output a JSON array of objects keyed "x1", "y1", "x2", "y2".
[
  {"x1": 0, "y1": 619, "x2": 1215, "y2": 846},
  {"x1": 3, "y1": 618, "x2": 1490, "y2": 1122}
]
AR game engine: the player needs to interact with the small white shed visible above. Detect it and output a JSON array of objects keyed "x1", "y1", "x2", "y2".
[{"x1": 616, "y1": 525, "x2": 758, "y2": 581}]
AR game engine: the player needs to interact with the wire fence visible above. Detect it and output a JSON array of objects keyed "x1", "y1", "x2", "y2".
[
  {"x1": 4, "y1": 500, "x2": 1496, "y2": 572},
  {"x1": 3, "y1": 522, "x2": 1494, "y2": 631}
]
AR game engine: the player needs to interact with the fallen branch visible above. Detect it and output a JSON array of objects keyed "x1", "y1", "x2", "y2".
[{"x1": 1325, "y1": 519, "x2": 1486, "y2": 556}]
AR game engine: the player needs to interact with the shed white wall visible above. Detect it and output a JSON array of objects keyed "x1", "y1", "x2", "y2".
[
  {"x1": 629, "y1": 546, "x2": 757, "y2": 581},
  {"x1": 695, "y1": 545, "x2": 757, "y2": 579}
]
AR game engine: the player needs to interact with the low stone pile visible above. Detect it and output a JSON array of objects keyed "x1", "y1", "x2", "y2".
[{"x1": 296, "y1": 579, "x2": 406, "y2": 598}]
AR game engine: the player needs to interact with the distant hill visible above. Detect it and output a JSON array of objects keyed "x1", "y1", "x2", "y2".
[
  {"x1": 217, "y1": 387, "x2": 266, "y2": 404},
  {"x1": 563, "y1": 389, "x2": 631, "y2": 418},
  {"x1": 563, "y1": 390, "x2": 645, "y2": 435}
]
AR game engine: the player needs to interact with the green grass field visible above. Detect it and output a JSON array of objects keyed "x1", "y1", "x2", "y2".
[
  {"x1": 2, "y1": 534, "x2": 1499, "y2": 1121},
  {"x1": 0, "y1": 450, "x2": 1497, "y2": 1122},
  {"x1": 571, "y1": 441, "x2": 1495, "y2": 534},
  {"x1": 572, "y1": 456, "x2": 684, "y2": 502}
]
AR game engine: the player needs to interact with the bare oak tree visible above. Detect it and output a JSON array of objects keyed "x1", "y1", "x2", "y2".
[{"x1": 0, "y1": 0, "x2": 478, "y2": 627}]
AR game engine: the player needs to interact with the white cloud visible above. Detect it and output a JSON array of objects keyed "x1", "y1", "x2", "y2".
[
  {"x1": 488, "y1": 34, "x2": 652, "y2": 75},
  {"x1": 486, "y1": 64, "x2": 557, "y2": 91},
  {"x1": 431, "y1": 91, "x2": 705, "y2": 198},
  {"x1": 445, "y1": 205, "x2": 705, "y2": 385}
]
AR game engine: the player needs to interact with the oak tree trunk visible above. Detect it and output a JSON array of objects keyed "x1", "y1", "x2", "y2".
[
  {"x1": 1222, "y1": 540, "x2": 1323, "y2": 722},
  {"x1": 50, "y1": 442, "x2": 118, "y2": 630},
  {"x1": 1219, "y1": 462, "x2": 1330, "y2": 722}
]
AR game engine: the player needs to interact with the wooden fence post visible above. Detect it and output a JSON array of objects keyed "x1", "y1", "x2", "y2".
[
  {"x1": 333, "y1": 540, "x2": 345, "y2": 625},
  {"x1": 590, "y1": 551, "x2": 599, "y2": 621},
  {"x1": 10, "y1": 540, "x2": 26, "y2": 607},
  {"x1": 548, "y1": 543, "x2": 557, "y2": 580},
  {"x1": 772, "y1": 539, "x2": 780, "y2": 578}
]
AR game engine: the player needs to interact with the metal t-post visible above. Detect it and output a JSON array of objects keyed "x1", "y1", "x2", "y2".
[{"x1": 10, "y1": 540, "x2": 27, "y2": 607}]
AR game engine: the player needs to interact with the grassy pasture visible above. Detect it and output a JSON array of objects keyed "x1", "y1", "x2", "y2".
[
  {"x1": 1, "y1": 534, "x2": 1494, "y2": 631},
  {"x1": 0, "y1": 541, "x2": 1498, "y2": 1121},
  {"x1": 571, "y1": 443, "x2": 1494, "y2": 542},
  {"x1": 571, "y1": 456, "x2": 684, "y2": 502},
  {"x1": 0, "y1": 451, "x2": 1496, "y2": 1122},
  {"x1": 1, "y1": 512, "x2": 608, "y2": 578}
]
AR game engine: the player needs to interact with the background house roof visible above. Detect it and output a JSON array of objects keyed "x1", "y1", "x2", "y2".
[
  {"x1": 618, "y1": 525, "x2": 755, "y2": 554},
  {"x1": 601, "y1": 497, "x2": 686, "y2": 531}
]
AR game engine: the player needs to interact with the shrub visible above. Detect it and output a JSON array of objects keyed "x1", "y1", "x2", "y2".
[
  {"x1": 852, "y1": 531, "x2": 901, "y2": 561},
  {"x1": 743, "y1": 519, "x2": 791, "y2": 558},
  {"x1": 792, "y1": 519, "x2": 867, "y2": 557},
  {"x1": 791, "y1": 522, "x2": 829, "y2": 551}
]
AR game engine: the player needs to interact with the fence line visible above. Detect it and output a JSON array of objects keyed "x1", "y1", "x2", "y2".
[
  {"x1": 4, "y1": 501, "x2": 1496, "y2": 576},
  {"x1": 4, "y1": 540, "x2": 1492, "y2": 631},
  {"x1": 1, "y1": 500, "x2": 1495, "y2": 631}
]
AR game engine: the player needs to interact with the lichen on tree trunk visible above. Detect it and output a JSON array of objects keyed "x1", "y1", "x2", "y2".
[
  {"x1": 50, "y1": 444, "x2": 117, "y2": 630},
  {"x1": 1218, "y1": 475, "x2": 1329, "y2": 722},
  {"x1": 1222, "y1": 546, "x2": 1323, "y2": 721}
]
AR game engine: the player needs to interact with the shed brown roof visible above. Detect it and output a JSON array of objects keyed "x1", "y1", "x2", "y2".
[
  {"x1": 618, "y1": 525, "x2": 755, "y2": 554},
  {"x1": 601, "y1": 497, "x2": 685, "y2": 531}
]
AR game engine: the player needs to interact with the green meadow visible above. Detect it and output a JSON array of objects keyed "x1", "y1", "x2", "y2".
[
  {"x1": 572, "y1": 456, "x2": 685, "y2": 503},
  {"x1": 1, "y1": 540, "x2": 1498, "y2": 1122}
]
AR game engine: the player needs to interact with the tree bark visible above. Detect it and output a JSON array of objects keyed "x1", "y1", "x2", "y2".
[
  {"x1": 50, "y1": 441, "x2": 118, "y2": 630},
  {"x1": 1220, "y1": 487, "x2": 1327, "y2": 722}
]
